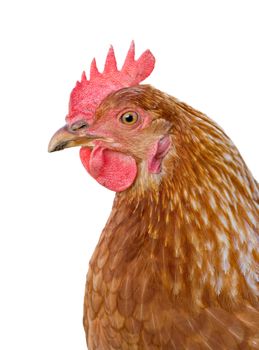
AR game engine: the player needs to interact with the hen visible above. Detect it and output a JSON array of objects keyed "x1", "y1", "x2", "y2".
[{"x1": 48, "y1": 42, "x2": 259, "y2": 349}]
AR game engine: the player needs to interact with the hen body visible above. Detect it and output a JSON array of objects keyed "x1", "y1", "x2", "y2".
[
  {"x1": 83, "y1": 87, "x2": 259, "y2": 349},
  {"x1": 48, "y1": 43, "x2": 259, "y2": 349}
]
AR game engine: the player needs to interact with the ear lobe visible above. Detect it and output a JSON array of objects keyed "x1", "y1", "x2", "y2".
[{"x1": 148, "y1": 136, "x2": 171, "y2": 174}]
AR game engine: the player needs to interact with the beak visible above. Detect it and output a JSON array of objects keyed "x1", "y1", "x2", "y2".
[{"x1": 48, "y1": 125, "x2": 96, "y2": 153}]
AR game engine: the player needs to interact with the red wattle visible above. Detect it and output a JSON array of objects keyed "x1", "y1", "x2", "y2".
[{"x1": 80, "y1": 146, "x2": 137, "y2": 192}]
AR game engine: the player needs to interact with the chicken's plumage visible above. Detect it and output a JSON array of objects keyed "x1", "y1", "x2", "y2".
[{"x1": 49, "y1": 43, "x2": 259, "y2": 349}]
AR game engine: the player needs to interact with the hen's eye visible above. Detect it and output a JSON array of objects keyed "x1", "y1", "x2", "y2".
[{"x1": 120, "y1": 111, "x2": 138, "y2": 125}]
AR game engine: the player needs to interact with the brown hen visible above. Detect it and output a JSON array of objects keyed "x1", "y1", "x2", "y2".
[{"x1": 49, "y1": 43, "x2": 259, "y2": 349}]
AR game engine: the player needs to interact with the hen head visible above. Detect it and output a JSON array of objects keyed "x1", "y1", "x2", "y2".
[{"x1": 48, "y1": 42, "x2": 173, "y2": 192}]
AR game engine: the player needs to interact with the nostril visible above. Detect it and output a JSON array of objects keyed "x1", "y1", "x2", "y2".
[{"x1": 70, "y1": 120, "x2": 89, "y2": 131}]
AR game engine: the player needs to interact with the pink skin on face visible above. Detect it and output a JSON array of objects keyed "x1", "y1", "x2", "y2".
[{"x1": 74, "y1": 107, "x2": 170, "y2": 192}]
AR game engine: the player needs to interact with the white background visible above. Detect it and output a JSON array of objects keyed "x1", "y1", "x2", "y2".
[{"x1": 0, "y1": 1, "x2": 258, "y2": 349}]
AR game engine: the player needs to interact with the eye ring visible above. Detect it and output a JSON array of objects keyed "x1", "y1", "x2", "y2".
[{"x1": 120, "y1": 111, "x2": 138, "y2": 125}]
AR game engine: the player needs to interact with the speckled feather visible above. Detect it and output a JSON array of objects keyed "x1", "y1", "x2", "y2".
[{"x1": 83, "y1": 86, "x2": 259, "y2": 349}]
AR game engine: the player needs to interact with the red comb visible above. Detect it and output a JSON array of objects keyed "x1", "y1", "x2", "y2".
[{"x1": 67, "y1": 41, "x2": 155, "y2": 123}]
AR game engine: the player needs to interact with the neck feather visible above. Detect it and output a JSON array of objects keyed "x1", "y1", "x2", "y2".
[{"x1": 105, "y1": 103, "x2": 259, "y2": 308}]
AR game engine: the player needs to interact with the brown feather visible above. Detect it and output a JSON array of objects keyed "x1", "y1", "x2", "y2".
[{"x1": 84, "y1": 86, "x2": 259, "y2": 349}]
